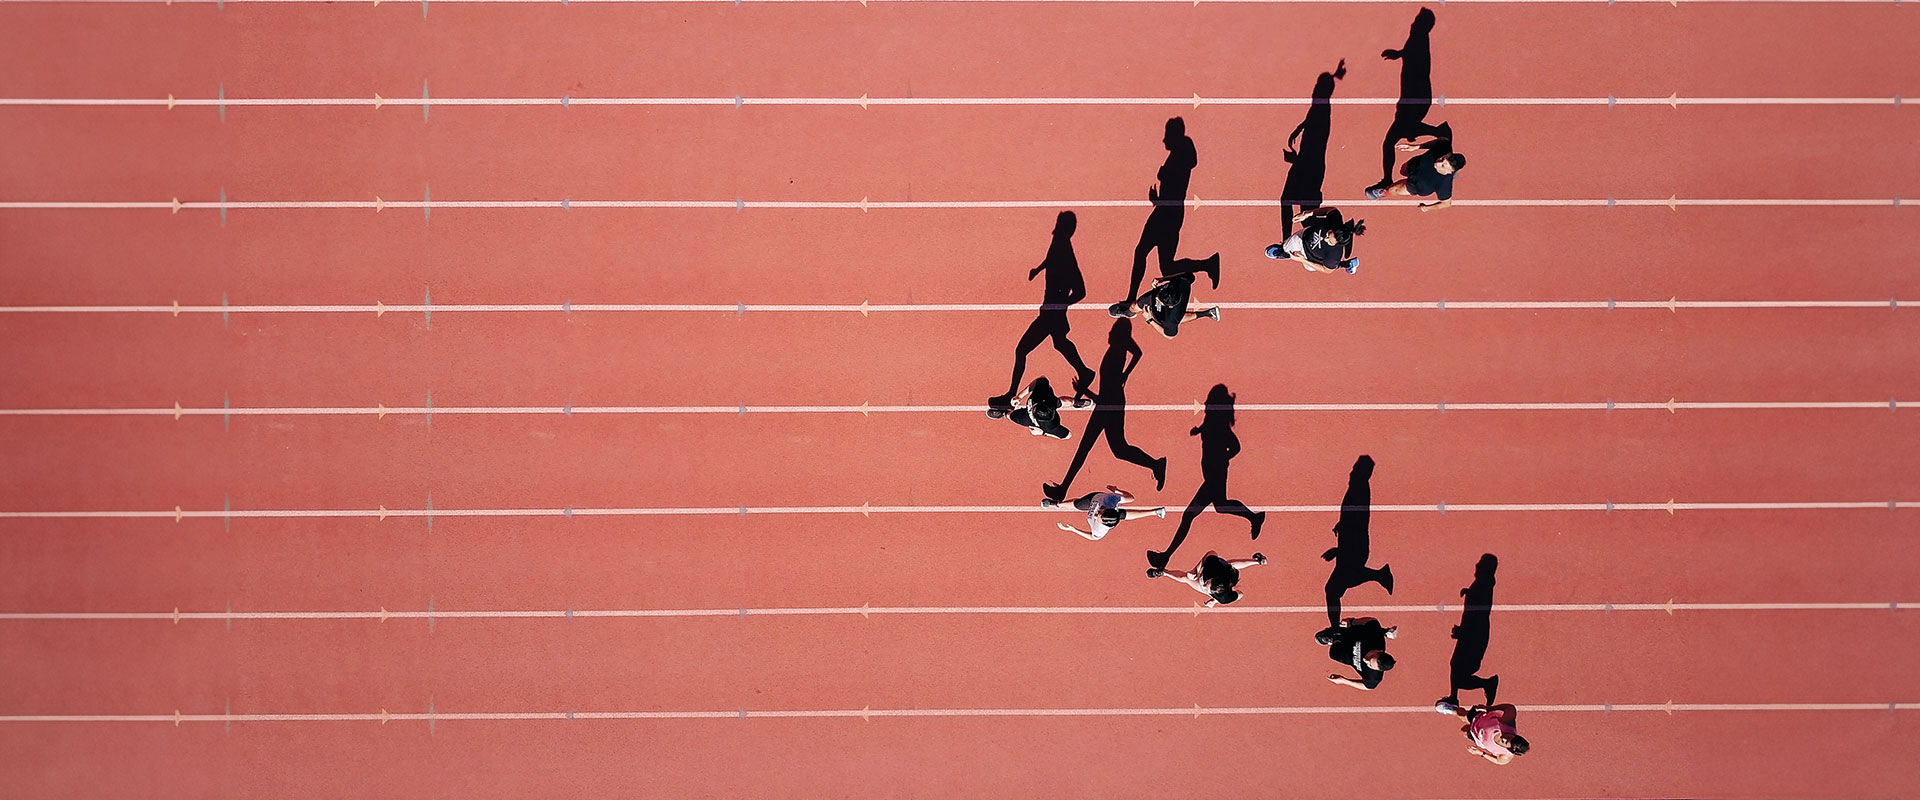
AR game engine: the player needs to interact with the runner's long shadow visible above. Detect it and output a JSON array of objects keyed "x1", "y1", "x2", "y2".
[
  {"x1": 1280, "y1": 61, "x2": 1345, "y2": 238},
  {"x1": 1043, "y1": 319, "x2": 1166, "y2": 502},
  {"x1": 1369, "y1": 8, "x2": 1450, "y2": 193},
  {"x1": 992, "y1": 211, "x2": 1095, "y2": 406},
  {"x1": 1323, "y1": 455, "x2": 1393, "y2": 627},
  {"x1": 1148, "y1": 384, "x2": 1265, "y2": 570},
  {"x1": 1444, "y1": 553, "x2": 1501, "y2": 705},
  {"x1": 1116, "y1": 117, "x2": 1219, "y2": 309}
]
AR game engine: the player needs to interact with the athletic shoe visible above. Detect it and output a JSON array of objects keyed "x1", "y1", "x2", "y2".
[
  {"x1": 1040, "y1": 498, "x2": 1061, "y2": 509},
  {"x1": 1435, "y1": 699, "x2": 1461, "y2": 716},
  {"x1": 1204, "y1": 307, "x2": 1221, "y2": 322},
  {"x1": 1146, "y1": 567, "x2": 1165, "y2": 579},
  {"x1": 1344, "y1": 258, "x2": 1359, "y2": 275},
  {"x1": 1252, "y1": 552, "x2": 1266, "y2": 565},
  {"x1": 1201, "y1": 253, "x2": 1221, "y2": 289},
  {"x1": 986, "y1": 395, "x2": 1012, "y2": 419},
  {"x1": 1265, "y1": 244, "x2": 1284, "y2": 260},
  {"x1": 1365, "y1": 185, "x2": 1388, "y2": 200},
  {"x1": 1155, "y1": 507, "x2": 1167, "y2": 518},
  {"x1": 1107, "y1": 301, "x2": 1132, "y2": 318},
  {"x1": 1147, "y1": 550, "x2": 1170, "y2": 571}
]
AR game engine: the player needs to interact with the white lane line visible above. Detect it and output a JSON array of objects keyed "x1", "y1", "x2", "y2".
[
  {"x1": 0, "y1": 601, "x2": 1901, "y2": 622},
  {"x1": 0, "y1": 300, "x2": 1907, "y2": 315},
  {"x1": 1, "y1": 703, "x2": 1911, "y2": 725},
  {"x1": 1, "y1": 501, "x2": 1911, "y2": 521},
  {"x1": 0, "y1": 0, "x2": 1900, "y2": 5},
  {"x1": 0, "y1": 400, "x2": 1901, "y2": 418},
  {"x1": 0, "y1": 197, "x2": 1908, "y2": 211},
  {"x1": 1, "y1": 95, "x2": 1904, "y2": 109}
]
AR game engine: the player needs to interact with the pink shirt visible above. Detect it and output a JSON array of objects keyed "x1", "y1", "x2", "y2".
[{"x1": 1469, "y1": 711, "x2": 1514, "y2": 757}]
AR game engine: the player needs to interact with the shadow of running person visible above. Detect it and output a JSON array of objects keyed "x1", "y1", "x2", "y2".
[
  {"x1": 1109, "y1": 117, "x2": 1220, "y2": 315},
  {"x1": 1043, "y1": 318, "x2": 1168, "y2": 504},
  {"x1": 1442, "y1": 553, "x2": 1501, "y2": 707},
  {"x1": 1323, "y1": 455, "x2": 1393, "y2": 627},
  {"x1": 990, "y1": 211, "x2": 1097, "y2": 411},
  {"x1": 1147, "y1": 384, "x2": 1266, "y2": 570},
  {"x1": 1278, "y1": 60, "x2": 1346, "y2": 239},
  {"x1": 1365, "y1": 8, "x2": 1451, "y2": 197}
]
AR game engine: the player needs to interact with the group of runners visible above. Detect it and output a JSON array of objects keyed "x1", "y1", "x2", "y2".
[{"x1": 980, "y1": 9, "x2": 1527, "y2": 763}]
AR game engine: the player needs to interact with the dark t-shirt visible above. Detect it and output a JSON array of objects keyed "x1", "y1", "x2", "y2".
[
  {"x1": 1403, "y1": 146, "x2": 1455, "y2": 200},
  {"x1": 1012, "y1": 381, "x2": 1066, "y2": 436},
  {"x1": 1327, "y1": 619, "x2": 1388, "y2": 688},
  {"x1": 1299, "y1": 210, "x2": 1352, "y2": 270},
  {"x1": 1146, "y1": 274, "x2": 1193, "y2": 335}
]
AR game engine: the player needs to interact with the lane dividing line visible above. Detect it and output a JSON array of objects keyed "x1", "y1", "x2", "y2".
[
  {"x1": 3, "y1": 702, "x2": 1913, "y2": 725},
  {"x1": 0, "y1": 0, "x2": 1906, "y2": 6},
  {"x1": 0, "y1": 400, "x2": 1905, "y2": 418},
  {"x1": 2, "y1": 95, "x2": 1908, "y2": 109},
  {"x1": 2, "y1": 500, "x2": 1912, "y2": 521},
  {"x1": 1, "y1": 197, "x2": 1911, "y2": 212},
  {"x1": 1, "y1": 601, "x2": 1905, "y2": 622},
  {"x1": 2, "y1": 300, "x2": 1910, "y2": 315}
]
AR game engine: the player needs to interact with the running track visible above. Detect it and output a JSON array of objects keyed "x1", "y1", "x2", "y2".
[{"x1": 2, "y1": 2, "x2": 1917, "y2": 797}]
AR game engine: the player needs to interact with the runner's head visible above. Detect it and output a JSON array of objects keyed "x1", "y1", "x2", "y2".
[
  {"x1": 1505, "y1": 734, "x2": 1530, "y2": 756},
  {"x1": 1324, "y1": 218, "x2": 1367, "y2": 248},
  {"x1": 1437, "y1": 153, "x2": 1466, "y2": 175}
]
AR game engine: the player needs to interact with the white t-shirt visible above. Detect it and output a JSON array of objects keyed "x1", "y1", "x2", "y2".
[{"x1": 1083, "y1": 492, "x2": 1124, "y2": 540}]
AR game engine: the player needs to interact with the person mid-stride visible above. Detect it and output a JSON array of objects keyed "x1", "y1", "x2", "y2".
[
  {"x1": 1436, "y1": 702, "x2": 1530, "y2": 765},
  {"x1": 1045, "y1": 485, "x2": 1165, "y2": 541},
  {"x1": 1109, "y1": 273, "x2": 1221, "y2": 339},
  {"x1": 1366, "y1": 133, "x2": 1465, "y2": 212},
  {"x1": 987, "y1": 376, "x2": 1080, "y2": 440},
  {"x1": 1318, "y1": 616, "x2": 1398, "y2": 691},
  {"x1": 1147, "y1": 550, "x2": 1265, "y2": 607},
  {"x1": 1266, "y1": 207, "x2": 1365, "y2": 274}
]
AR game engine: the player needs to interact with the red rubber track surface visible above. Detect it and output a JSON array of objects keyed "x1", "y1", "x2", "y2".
[{"x1": 2, "y1": 2, "x2": 1917, "y2": 798}]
